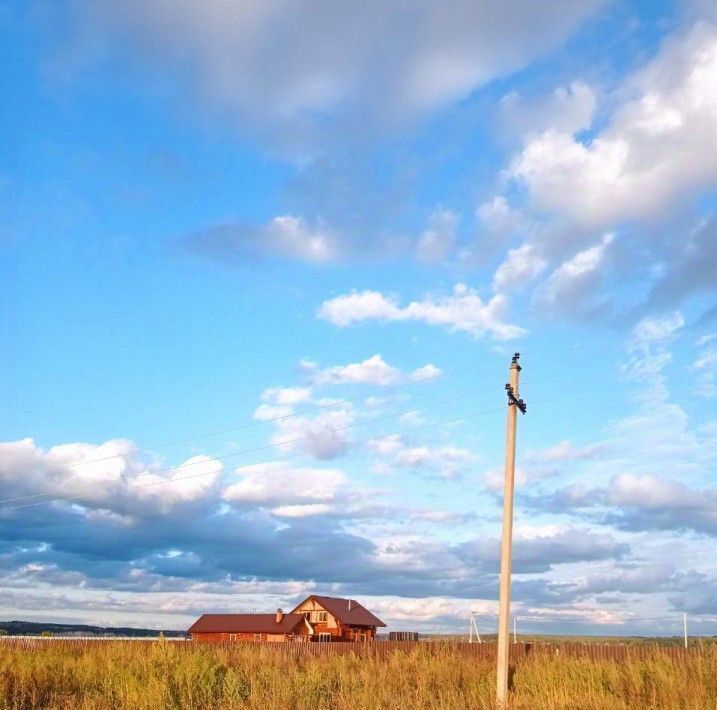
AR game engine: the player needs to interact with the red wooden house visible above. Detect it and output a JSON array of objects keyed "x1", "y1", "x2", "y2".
[
  {"x1": 188, "y1": 595, "x2": 385, "y2": 643},
  {"x1": 290, "y1": 595, "x2": 385, "y2": 641},
  {"x1": 188, "y1": 609, "x2": 309, "y2": 643}
]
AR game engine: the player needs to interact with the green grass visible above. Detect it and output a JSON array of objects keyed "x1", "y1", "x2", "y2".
[{"x1": 0, "y1": 640, "x2": 715, "y2": 709}]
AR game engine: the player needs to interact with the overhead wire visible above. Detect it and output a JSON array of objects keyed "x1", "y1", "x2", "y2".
[
  {"x1": 27, "y1": 359, "x2": 515, "y2": 474},
  {"x1": 0, "y1": 386, "x2": 511, "y2": 509},
  {"x1": 0, "y1": 386, "x2": 675, "y2": 511},
  {"x1": 0, "y1": 403, "x2": 510, "y2": 513},
  {"x1": 28, "y1": 339, "x2": 626, "y2": 474}
]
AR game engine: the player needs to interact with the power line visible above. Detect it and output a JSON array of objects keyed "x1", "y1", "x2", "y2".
[
  {"x1": 30, "y1": 361, "x2": 515, "y2": 474},
  {"x1": 0, "y1": 386, "x2": 502, "y2": 507},
  {"x1": 0, "y1": 387, "x2": 673, "y2": 510},
  {"x1": 0, "y1": 404, "x2": 511, "y2": 513},
  {"x1": 32, "y1": 342, "x2": 625, "y2": 473}
]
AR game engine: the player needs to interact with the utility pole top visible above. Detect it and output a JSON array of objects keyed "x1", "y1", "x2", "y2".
[{"x1": 511, "y1": 352, "x2": 521, "y2": 370}]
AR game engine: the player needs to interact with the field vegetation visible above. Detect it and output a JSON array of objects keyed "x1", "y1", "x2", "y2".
[{"x1": 0, "y1": 639, "x2": 715, "y2": 709}]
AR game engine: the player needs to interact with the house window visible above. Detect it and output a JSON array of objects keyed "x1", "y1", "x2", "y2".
[
  {"x1": 318, "y1": 632, "x2": 331, "y2": 642},
  {"x1": 254, "y1": 633, "x2": 264, "y2": 641},
  {"x1": 317, "y1": 611, "x2": 327, "y2": 623}
]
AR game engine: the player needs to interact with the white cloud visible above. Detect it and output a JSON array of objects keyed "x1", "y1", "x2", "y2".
[
  {"x1": 0, "y1": 438, "x2": 222, "y2": 512},
  {"x1": 261, "y1": 386, "x2": 313, "y2": 406},
  {"x1": 529, "y1": 440, "x2": 605, "y2": 463},
  {"x1": 694, "y1": 334, "x2": 717, "y2": 397},
  {"x1": 511, "y1": 24, "x2": 717, "y2": 227},
  {"x1": 416, "y1": 209, "x2": 458, "y2": 264},
  {"x1": 477, "y1": 196, "x2": 521, "y2": 234},
  {"x1": 222, "y1": 461, "x2": 346, "y2": 506},
  {"x1": 368, "y1": 434, "x2": 475, "y2": 478},
  {"x1": 302, "y1": 354, "x2": 441, "y2": 387},
  {"x1": 500, "y1": 80, "x2": 597, "y2": 136},
  {"x1": 268, "y1": 405, "x2": 355, "y2": 460},
  {"x1": 270, "y1": 503, "x2": 335, "y2": 518},
  {"x1": 631, "y1": 311, "x2": 685, "y2": 347},
  {"x1": 76, "y1": 0, "x2": 606, "y2": 131},
  {"x1": 485, "y1": 440, "x2": 606, "y2": 492},
  {"x1": 492, "y1": 243, "x2": 548, "y2": 292},
  {"x1": 130, "y1": 455, "x2": 222, "y2": 505},
  {"x1": 264, "y1": 216, "x2": 339, "y2": 262},
  {"x1": 318, "y1": 284, "x2": 526, "y2": 339},
  {"x1": 253, "y1": 387, "x2": 313, "y2": 423},
  {"x1": 544, "y1": 473, "x2": 717, "y2": 536},
  {"x1": 190, "y1": 215, "x2": 342, "y2": 263},
  {"x1": 539, "y1": 232, "x2": 614, "y2": 308}
]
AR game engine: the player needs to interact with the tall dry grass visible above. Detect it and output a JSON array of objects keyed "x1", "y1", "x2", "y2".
[{"x1": 0, "y1": 640, "x2": 715, "y2": 710}]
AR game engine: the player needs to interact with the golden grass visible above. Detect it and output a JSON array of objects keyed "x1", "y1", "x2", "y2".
[{"x1": 0, "y1": 640, "x2": 715, "y2": 710}]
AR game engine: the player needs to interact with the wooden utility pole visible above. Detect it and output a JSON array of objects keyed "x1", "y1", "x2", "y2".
[
  {"x1": 496, "y1": 353, "x2": 526, "y2": 706},
  {"x1": 683, "y1": 612, "x2": 688, "y2": 649}
]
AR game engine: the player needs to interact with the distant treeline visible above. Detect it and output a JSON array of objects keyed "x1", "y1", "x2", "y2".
[{"x1": 0, "y1": 620, "x2": 186, "y2": 638}]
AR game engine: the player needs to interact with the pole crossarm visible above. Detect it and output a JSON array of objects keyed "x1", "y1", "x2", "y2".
[
  {"x1": 505, "y1": 355, "x2": 526, "y2": 414},
  {"x1": 505, "y1": 384, "x2": 526, "y2": 414}
]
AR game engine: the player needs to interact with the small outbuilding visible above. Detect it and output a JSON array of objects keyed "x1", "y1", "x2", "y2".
[{"x1": 188, "y1": 609, "x2": 309, "y2": 642}]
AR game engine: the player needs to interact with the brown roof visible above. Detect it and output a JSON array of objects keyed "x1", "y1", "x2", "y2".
[
  {"x1": 188, "y1": 613, "x2": 304, "y2": 635},
  {"x1": 293, "y1": 595, "x2": 386, "y2": 628}
]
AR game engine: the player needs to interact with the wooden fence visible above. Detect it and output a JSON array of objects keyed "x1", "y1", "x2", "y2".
[{"x1": 0, "y1": 638, "x2": 698, "y2": 662}]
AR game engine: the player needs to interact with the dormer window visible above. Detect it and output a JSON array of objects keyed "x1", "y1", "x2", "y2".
[{"x1": 317, "y1": 611, "x2": 327, "y2": 622}]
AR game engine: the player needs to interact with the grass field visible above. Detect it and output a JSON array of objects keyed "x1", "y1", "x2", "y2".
[
  {"x1": 1, "y1": 640, "x2": 716, "y2": 709},
  {"x1": 433, "y1": 633, "x2": 717, "y2": 647}
]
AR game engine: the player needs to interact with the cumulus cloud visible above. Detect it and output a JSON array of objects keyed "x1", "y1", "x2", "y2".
[
  {"x1": 0, "y1": 438, "x2": 222, "y2": 513},
  {"x1": 500, "y1": 80, "x2": 597, "y2": 137},
  {"x1": 476, "y1": 196, "x2": 522, "y2": 235},
  {"x1": 458, "y1": 527, "x2": 627, "y2": 574},
  {"x1": 301, "y1": 354, "x2": 441, "y2": 387},
  {"x1": 536, "y1": 474, "x2": 717, "y2": 536},
  {"x1": 262, "y1": 386, "x2": 313, "y2": 406},
  {"x1": 484, "y1": 440, "x2": 606, "y2": 492},
  {"x1": 492, "y1": 243, "x2": 548, "y2": 292},
  {"x1": 187, "y1": 215, "x2": 343, "y2": 264},
  {"x1": 72, "y1": 0, "x2": 606, "y2": 134},
  {"x1": 630, "y1": 311, "x2": 685, "y2": 347},
  {"x1": 511, "y1": 23, "x2": 717, "y2": 227},
  {"x1": 537, "y1": 232, "x2": 614, "y2": 312},
  {"x1": 223, "y1": 461, "x2": 347, "y2": 509},
  {"x1": 367, "y1": 434, "x2": 475, "y2": 478},
  {"x1": 318, "y1": 284, "x2": 526, "y2": 339},
  {"x1": 416, "y1": 209, "x2": 459, "y2": 264},
  {"x1": 266, "y1": 404, "x2": 355, "y2": 460}
]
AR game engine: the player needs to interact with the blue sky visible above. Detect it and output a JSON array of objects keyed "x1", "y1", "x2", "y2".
[{"x1": 2, "y1": 0, "x2": 717, "y2": 635}]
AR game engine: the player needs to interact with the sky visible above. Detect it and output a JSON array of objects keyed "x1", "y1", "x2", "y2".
[{"x1": 1, "y1": 0, "x2": 716, "y2": 636}]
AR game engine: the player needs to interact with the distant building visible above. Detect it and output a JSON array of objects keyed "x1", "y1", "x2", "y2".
[
  {"x1": 388, "y1": 631, "x2": 419, "y2": 641},
  {"x1": 188, "y1": 610, "x2": 308, "y2": 643},
  {"x1": 188, "y1": 595, "x2": 385, "y2": 643},
  {"x1": 290, "y1": 595, "x2": 385, "y2": 642}
]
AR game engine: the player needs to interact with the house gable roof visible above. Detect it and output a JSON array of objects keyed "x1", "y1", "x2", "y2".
[
  {"x1": 292, "y1": 595, "x2": 386, "y2": 627},
  {"x1": 188, "y1": 613, "x2": 304, "y2": 634}
]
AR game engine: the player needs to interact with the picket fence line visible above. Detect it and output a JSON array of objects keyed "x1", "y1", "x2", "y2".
[{"x1": 0, "y1": 638, "x2": 700, "y2": 662}]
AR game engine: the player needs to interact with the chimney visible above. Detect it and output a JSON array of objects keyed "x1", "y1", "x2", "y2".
[
  {"x1": 348, "y1": 599, "x2": 352, "y2": 611},
  {"x1": 275, "y1": 608, "x2": 283, "y2": 624}
]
